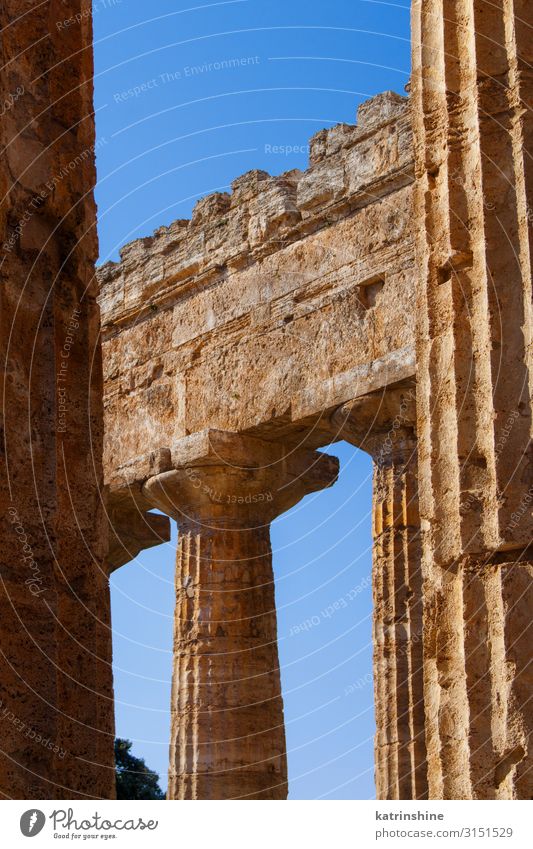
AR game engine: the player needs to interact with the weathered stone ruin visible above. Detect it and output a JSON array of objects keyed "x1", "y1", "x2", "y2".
[
  {"x1": 0, "y1": 0, "x2": 114, "y2": 798},
  {"x1": 0, "y1": 0, "x2": 531, "y2": 800},
  {"x1": 98, "y1": 90, "x2": 423, "y2": 799}
]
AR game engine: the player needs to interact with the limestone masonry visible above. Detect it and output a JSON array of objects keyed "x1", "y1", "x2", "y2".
[
  {"x1": 97, "y1": 90, "x2": 414, "y2": 479},
  {"x1": 0, "y1": 0, "x2": 531, "y2": 801},
  {"x1": 0, "y1": 0, "x2": 114, "y2": 799}
]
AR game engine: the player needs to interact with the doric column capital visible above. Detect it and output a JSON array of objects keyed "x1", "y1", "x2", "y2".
[
  {"x1": 331, "y1": 382, "x2": 417, "y2": 467},
  {"x1": 141, "y1": 429, "x2": 339, "y2": 527},
  {"x1": 106, "y1": 489, "x2": 171, "y2": 573}
]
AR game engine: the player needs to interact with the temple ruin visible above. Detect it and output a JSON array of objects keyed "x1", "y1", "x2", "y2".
[{"x1": 0, "y1": 0, "x2": 531, "y2": 801}]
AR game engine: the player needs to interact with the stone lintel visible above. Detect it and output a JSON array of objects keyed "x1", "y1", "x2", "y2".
[
  {"x1": 104, "y1": 353, "x2": 415, "y2": 497},
  {"x1": 291, "y1": 346, "x2": 416, "y2": 423},
  {"x1": 107, "y1": 429, "x2": 339, "y2": 499},
  {"x1": 106, "y1": 447, "x2": 173, "y2": 495}
]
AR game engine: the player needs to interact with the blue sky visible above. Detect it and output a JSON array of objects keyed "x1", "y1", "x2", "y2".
[{"x1": 93, "y1": 0, "x2": 411, "y2": 799}]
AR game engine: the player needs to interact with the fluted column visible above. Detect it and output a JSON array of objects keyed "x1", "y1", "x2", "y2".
[
  {"x1": 143, "y1": 431, "x2": 338, "y2": 800},
  {"x1": 332, "y1": 385, "x2": 427, "y2": 799},
  {"x1": 370, "y1": 430, "x2": 427, "y2": 800},
  {"x1": 412, "y1": 0, "x2": 532, "y2": 798},
  {"x1": 0, "y1": 0, "x2": 115, "y2": 798}
]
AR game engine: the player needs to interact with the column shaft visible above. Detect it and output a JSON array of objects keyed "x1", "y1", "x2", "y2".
[
  {"x1": 169, "y1": 523, "x2": 286, "y2": 800},
  {"x1": 411, "y1": 0, "x2": 533, "y2": 798},
  {"x1": 372, "y1": 443, "x2": 428, "y2": 800},
  {"x1": 0, "y1": 0, "x2": 115, "y2": 798},
  {"x1": 142, "y1": 432, "x2": 339, "y2": 800}
]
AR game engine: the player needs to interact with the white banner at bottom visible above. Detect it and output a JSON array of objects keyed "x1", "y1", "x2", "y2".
[{"x1": 2, "y1": 799, "x2": 531, "y2": 848}]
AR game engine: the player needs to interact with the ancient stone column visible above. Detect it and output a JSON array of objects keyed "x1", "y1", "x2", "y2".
[
  {"x1": 143, "y1": 430, "x2": 338, "y2": 800},
  {"x1": 370, "y1": 431, "x2": 426, "y2": 800},
  {"x1": 0, "y1": 1, "x2": 115, "y2": 798},
  {"x1": 411, "y1": 0, "x2": 532, "y2": 798},
  {"x1": 333, "y1": 385, "x2": 427, "y2": 800}
]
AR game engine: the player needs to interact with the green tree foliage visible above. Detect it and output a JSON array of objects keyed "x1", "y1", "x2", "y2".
[{"x1": 114, "y1": 738, "x2": 165, "y2": 799}]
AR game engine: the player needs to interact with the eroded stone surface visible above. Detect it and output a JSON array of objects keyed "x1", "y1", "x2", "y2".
[
  {"x1": 334, "y1": 383, "x2": 427, "y2": 799},
  {"x1": 411, "y1": 0, "x2": 532, "y2": 800},
  {"x1": 96, "y1": 96, "x2": 424, "y2": 800},
  {"x1": 143, "y1": 433, "x2": 339, "y2": 799},
  {"x1": 1, "y1": 0, "x2": 531, "y2": 804},
  {"x1": 97, "y1": 93, "x2": 415, "y2": 483},
  {"x1": 98, "y1": 45, "x2": 533, "y2": 800},
  {"x1": 0, "y1": 0, "x2": 114, "y2": 799}
]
